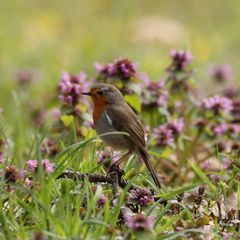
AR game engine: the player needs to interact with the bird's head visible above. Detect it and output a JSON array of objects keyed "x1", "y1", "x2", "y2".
[{"x1": 82, "y1": 83, "x2": 124, "y2": 106}]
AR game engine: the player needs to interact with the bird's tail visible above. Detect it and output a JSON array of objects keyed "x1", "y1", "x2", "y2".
[{"x1": 139, "y1": 148, "x2": 161, "y2": 188}]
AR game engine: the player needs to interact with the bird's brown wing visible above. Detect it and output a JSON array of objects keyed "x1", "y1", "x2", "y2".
[
  {"x1": 106, "y1": 103, "x2": 146, "y2": 148},
  {"x1": 106, "y1": 103, "x2": 161, "y2": 188}
]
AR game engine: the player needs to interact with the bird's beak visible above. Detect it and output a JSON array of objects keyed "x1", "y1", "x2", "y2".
[{"x1": 81, "y1": 92, "x2": 93, "y2": 96}]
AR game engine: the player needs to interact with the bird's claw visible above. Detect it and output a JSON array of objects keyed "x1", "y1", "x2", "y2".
[{"x1": 109, "y1": 164, "x2": 125, "y2": 177}]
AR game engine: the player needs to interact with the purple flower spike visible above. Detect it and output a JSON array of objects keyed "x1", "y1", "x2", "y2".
[
  {"x1": 153, "y1": 126, "x2": 174, "y2": 147},
  {"x1": 232, "y1": 99, "x2": 240, "y2": 117},
  {"x1": 27, "y1": 160, "x2": 38, "y2": 171},
  {"x1": 230, "y1": 124, "x2": 240, "y2": 134},
  {"x1": 167, "y1": 118, "x2": 184, "y2": 135},
  {"x1": 170, "y1": 49, "x2": 193, "y2": 71},
  {"x1": 42, "y1": 159, "x2": 54, "y2": 173},
  {"x1": 58, "y1": 71, "x2": 88, "y2": 106},
  {"x1": 25, "y1": 178, "x2": 32, "y2": 187},
  {"x1": 16, "y1": 69, "x2": 33, "y2": 85},
  {"x1": 95, "y1": 58, "x2": 138, "y2": 81},
  {"x1": 209, "y1": 64, "x2": 233, "y2": 82},
  {"x1": 212, "y1": 123, "x2": 228, "y2": 136},
  {"x1": 125, "y1": 214, "x2": 154, "y2": 231},
  {"x1": 27, "y1": 159, "x2": 54, "y2": 173},
  {"x1": 153, "y1": 119, "x2": 184, "y2": 147},
  {"x1": 203, "y1": 95, "x2": 233, "y2": 114},
  {"x1": 129, "y1": 188, "x2": 154, "y2": 206},
  {"x1": 157, "y1": 90, "x2": 169, "y2": 107},
  {"x1": 224, "y1": 87, "x2": 238, "y2": 99},
  {"x1": 97, "y1": 194, "x2": 106, "y2": 206}
]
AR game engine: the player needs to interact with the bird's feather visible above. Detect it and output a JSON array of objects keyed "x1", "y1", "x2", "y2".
[{"x1": 105, "y1": 103, "x2": 146, "y2": 149}]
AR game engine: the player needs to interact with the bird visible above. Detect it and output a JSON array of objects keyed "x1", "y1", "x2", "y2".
[{"x1": 82, "y1": 83, "x2": 161, "y2": 188}]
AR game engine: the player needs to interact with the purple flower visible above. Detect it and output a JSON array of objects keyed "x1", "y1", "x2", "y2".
[
  {"x1": 153, "y1": 126, "x2": 174, "y2": 147},
  {"x1": 97, "y1": 194, "x2": 106, "y2": 206},
  {"x1": 51, "y1": 108, "x2": 61, "y2": 120},
  {"x1": 140, "y1": 72, "x2": 151, "y2": 85},
  {"x1": 141, "y1": 75, "x2": 168, "y2": 108},
  {"x1": 223, "y1": 159, "x2": 234, "y2": 170},
  {"x1": 27, "y1": 159, "x2": 54, "y2": 173},
  {"x1": 19, "y1": 169, "x2": 26, "y2": 179},
  {"x1": 153, "y1": 119, "x2": 184, "y2": 147},
  {"x1": 97, "y1": 147, "x2": 120, "y2": 164},
  {"x1": 169, "y1": 49, "x2": 193, "y2": 71},
  {"x1": 27, "y1": 160, "x2": 37, "y2": 171},
  {"x1": 42, "y1": 159, "x2": 54, "y2": 173},
  {"x1": 209, "y1": 64, "x2": 233, "y2": 82},
  {"x1": 129, "y1": 188, "x2": 154, "y2": 206},
  {"x1": 224, "y1": 87, "x2": 238, "y2": 99},
  {"x1": 83, "y1": 120, "x2": 94, "y2": 128},
  {"x1": 16, "y1": 69, "x2": 32, "y2": 85},
  {"x1": 125, "y1": 214, "x2": 154, "y2": 231},
  {"x1": 5, "y1": 165, "x2": 19, "y2": 183},
  {"x1": 203, "y1": 96, "x2": 233, "y2": 114},
  {"x1": 95, "y1": 58, "x2": 137, "y2": 81},
  {"x1": 232, "y1": 99, "x2": 240, "y2": 117},
  {"x1": 58, "y1": 71, "x2": 88, "y2": 106},
  {"x1": 212, "y1": 123, "x2": 228, "y2": 136},
  {"x1": 167, "y1": 118, "x2": 184, "y2": 135},
  {"x1": 230, "y1": 124, "x2": 240, "y2": 134},
  {"x1": 156, "y1": 91, "x2": 169, "y2": 107},
  {"x1": 141, "y1": 73, "x2": 165, "y2": 91},
  {"x1": 25, "y1": 178, "x2": 32, "y2": 187},
  {"x1": 222, "y1": 231, "x2": 230, "y2": 240}
]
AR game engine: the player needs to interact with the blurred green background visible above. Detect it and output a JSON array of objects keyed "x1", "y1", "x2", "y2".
[{"x1": 0, "y1": 0, "x2": 240, "y2": 105}]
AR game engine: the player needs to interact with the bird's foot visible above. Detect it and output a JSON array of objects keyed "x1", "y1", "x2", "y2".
[{"x1": 109, "y1": 164, "x2": 125, "y2": 177}]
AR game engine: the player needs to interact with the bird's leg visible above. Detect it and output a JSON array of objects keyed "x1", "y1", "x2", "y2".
[
  {"x1": 114, "y1": 150, "x2": 132, "y2": 166},
  {"x1": 108, "y1": 150, "x2": 131, "y2": 183}
]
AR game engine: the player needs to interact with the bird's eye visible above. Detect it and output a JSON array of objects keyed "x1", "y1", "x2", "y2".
[{"x1": 97, "y1": 91, "x2": 104, "y2": 96}]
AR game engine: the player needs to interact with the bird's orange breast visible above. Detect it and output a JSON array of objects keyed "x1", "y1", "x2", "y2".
[{"x1": 92, "y1": 96, "x2": 108, "y2": 125}]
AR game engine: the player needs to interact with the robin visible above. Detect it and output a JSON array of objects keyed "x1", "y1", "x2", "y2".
[{"x1": 82, "y1": 83, "x2": 161, "y2": 188}]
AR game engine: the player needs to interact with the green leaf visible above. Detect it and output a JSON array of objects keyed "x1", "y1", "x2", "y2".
[
  {"x1": 60, "y1": 115, "x2": 74, "y2": 127},
  {"x1": 159, "y1": 183, "x2": 199, "y2": 199},
  {"x1": 191, "y1": 162, "x2": 217, "y2": 195},
  {"x1": 124, "y1": 94, "x2": 141, "y2": 113}
]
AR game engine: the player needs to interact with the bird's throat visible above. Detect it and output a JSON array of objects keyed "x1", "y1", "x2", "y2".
[{"x1": 92, "y1": 97, "x2": 107, "y2": 125}]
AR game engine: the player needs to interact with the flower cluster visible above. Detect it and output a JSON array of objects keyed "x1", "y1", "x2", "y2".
[
  {"x1": 95, "y1": 58, "x2": 138, "y2": 82},
  {"x1": 141, "y1": 74, "x2": 168, "y2": 108},
  {"x1": 209, "y1": 64, "x2": 233, "y2": 82},
  {"x1": 4, "y1": 165, "x2": 19, "y2": 183},
  {"x1": 97, "y1": 147, "x2": 120, "y2": 164},
  {"x1": 165, "y1": 49, "x2": 194, "y2": 97},
  {"x1": 203, "y1": 96, "x2": 233, "y2": 114},
  {"x1": 224, "y1": 87, "x2": 238, "y2": 99},
  {"x1": 197, "y1": 92, "x2": 240, "y2": 154},
  {"x1": 125, "y1": 214, "x2": 154, "y2": 231},
  {"x1": 232, "y1": 99, "x2": 240, "y2": 117},
  {"x1": 168, "y1": 49, "x2": 193, "y2": 72},
  {"x1": 16, "y1": 69, "x2": 32, "y2": 85},
  {"x1": 27, "y1": 159, "x2": 54, "y2": 173},
  {"x1": 58, "y1": 71, "x2": 88, "y2": 106},
  {"x1": 153, "y1": 119, "x2": 184, "y2": 147},
  {"x1": 128, "y1": 188, "x2": 154, "y2": 206},
  {"x1": 212, "y1": 123, "x2": 228, "y2": 136}
]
